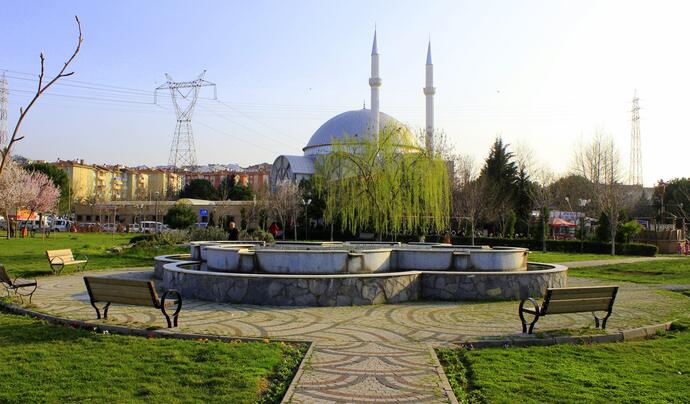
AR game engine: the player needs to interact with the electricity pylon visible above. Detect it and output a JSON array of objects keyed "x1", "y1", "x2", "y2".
[
  {"x1": 629, "y1": 90, "x2": 642, "y2": 186},
  {"x1": 155, "y1": 71, "x2": 216, "y2": 170}
]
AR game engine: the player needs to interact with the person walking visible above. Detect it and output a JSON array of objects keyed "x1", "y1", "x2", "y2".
[{"x1": 228, "y1": 221, "x2": 240, "y2": 241}]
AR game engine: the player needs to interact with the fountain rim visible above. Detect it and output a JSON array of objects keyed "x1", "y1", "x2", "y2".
[{"x1": 160, "y1": 257, "x2": 566, "y2": 279}]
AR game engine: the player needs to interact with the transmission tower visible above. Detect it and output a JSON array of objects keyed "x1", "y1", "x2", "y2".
[
  {"x1": 155, "y1": 71, "x2": 216, "y2": 170},
  {"x1": 629, "y1": 90, "x2": 642, "y2": 186},
  {"x1": 0, "y1": 72, "x2": 8, "y2": 147}
]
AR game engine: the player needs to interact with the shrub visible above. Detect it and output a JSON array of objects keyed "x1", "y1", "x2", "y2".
[
  {"x1": 240, "y1": 228, "x2": 275, "y2": 244},
  {"x1": 450, "y1": 237, "x2": 658, "y2": 256},
  {"x1": 163, "y1": 205, "x2": 197, "y2": 229},
  {"x1": 188, "y1": 226, "x2": 228, "y2": 241},
  {"x1": 130, "y1": 231, "x2": 188, "y2": 248},
  {"x1": 129, "y1": 234, "x2": 155, "y2": 244}
]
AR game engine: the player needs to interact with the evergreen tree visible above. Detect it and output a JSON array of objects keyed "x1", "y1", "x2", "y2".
[
  {"x1": 514, "y1": 165, "x2": 532, "y2": 237},
  {"x1": 505, "y1": 209, "x2": 517, "y2": 238},
  {"x1": 218, "y1": 176, "x2": 253, "y2": 201},
  {"x1": 179, "y1": 179, "x2": 218, "y2": 200},
  {"x1": 479, "y1": 137, "x2": 518, "y2": 236},
  {"x1": 164, "y1": 204, "x2": 197, "y2": 229},
  {"x1": 596, "y1": 212, "x2": 611, "y2": 242}
]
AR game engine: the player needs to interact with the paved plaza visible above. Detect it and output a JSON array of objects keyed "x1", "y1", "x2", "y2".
[{"x1": 24, "y1": 268, "x2": 690, "y2": 404}]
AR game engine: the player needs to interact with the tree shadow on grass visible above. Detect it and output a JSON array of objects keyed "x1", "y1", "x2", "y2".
[{"x1": 0, "y1": 312, "x2": 97, "y2": 346}]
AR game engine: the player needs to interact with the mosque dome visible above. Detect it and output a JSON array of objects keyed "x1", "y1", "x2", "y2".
[{"x1": 302, "y1": 109, "x2": 417, "y2": 156}]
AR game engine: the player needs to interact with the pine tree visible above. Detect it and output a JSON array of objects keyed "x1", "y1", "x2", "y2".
[{"x1": 479, "y1": 137, "x2": 518, "y2": 236}]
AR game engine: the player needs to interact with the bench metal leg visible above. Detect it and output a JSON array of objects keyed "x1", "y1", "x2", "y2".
[
  {"x1": 593, "y1": 310, "x2": 613, "y2": 329},
  {"x1": 15, "y1": 284, "x2": 38, "y2": 304},
  {"x1": 50, "y1": 263, "x2": 64, "y2": 276},
  {"x1": 161, "y1": 290, "x2": 182, "y2": 328},
  {"x1": 519, "y1": 298, "x2": 541, "y2": 334},
  {"x1": 89, "y1": 301, "x2": 111, "y2": 319},
  {"x1": 1, "y1": 284, "x2": 11, "y2": 299},
  {"x1": 90, "y1": 300, "x2": 101, "y2": 319},
  {"x1": 49, "y1": 256, "x2": 65, "y2": 275}
]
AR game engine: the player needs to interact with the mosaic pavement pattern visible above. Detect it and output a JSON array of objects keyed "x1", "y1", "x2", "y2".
[{"x1": 24, "y1": 269, "x2": 690, "y2": 404}]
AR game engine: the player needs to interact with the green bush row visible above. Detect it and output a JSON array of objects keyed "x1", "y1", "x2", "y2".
[{"x1": 450, "y1": 237, "x2": 658, "y2": 256}]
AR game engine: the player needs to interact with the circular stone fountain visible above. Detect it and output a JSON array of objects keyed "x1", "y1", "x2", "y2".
[{"x1": 156, "y1": 241, "x2": 567, "y2": 306}]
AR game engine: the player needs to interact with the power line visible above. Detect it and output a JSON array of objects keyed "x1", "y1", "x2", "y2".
[{"x1": 202, "y1": 100, "x2": 303, "y2": 149}]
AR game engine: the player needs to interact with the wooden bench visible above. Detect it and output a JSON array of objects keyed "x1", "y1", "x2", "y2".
[
  {"x1": 46, "y1": 249, "x2": 88, "y2": 275},
  {"x1": 519, "y1": 286, "x2": 619, "y2": 334},
  {"x1": 0, "y1": 264, "x2": 38, "y2": 303},
  {"x1": 83, "y1": 277, "x2": 182, "y2": 328}
]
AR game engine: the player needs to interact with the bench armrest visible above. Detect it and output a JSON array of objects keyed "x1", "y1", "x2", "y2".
[
  {"x1": 161, "y1": 289, "x2": 182, "y2": 328},
  {"x1": 13, "y1": 275, "x2": 37, "y2": 285},
  {"x1": 48, "y1": 256, "x2": 65, "y2": 275},
  {"x1": 519, "y1": 297, "x2": 541, "y2": 334}
]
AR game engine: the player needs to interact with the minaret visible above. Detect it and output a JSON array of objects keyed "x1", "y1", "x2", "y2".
[
  {"x1": 424, "y1": 41, "x2": 436, "y2": 153},
  {"x1": 369, "y1": 30, "x2": 382, "y2": 138}
]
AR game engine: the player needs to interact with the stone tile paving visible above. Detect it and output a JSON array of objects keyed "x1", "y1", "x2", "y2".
[{"x1": 23, "y1": 269, "x2": 690, "y2": 404}]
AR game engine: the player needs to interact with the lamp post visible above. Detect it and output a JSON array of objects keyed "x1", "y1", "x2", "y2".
[
  {"x1": 134, "y1": 203, "x2": 144, "y2": 231},
  {"x1": 155, "y1": 191, "x2": 160, "y2": 234},
  {"x1": 681, "y1": 203, "x2": 686, "y2": 236},
  {"x1": 564, "y1": 197, "x2": 574, "y2": 240},
  {"x1": 302, "y1": 198, "x2": 312, "y2": 240},
  {"x1": 578, "y1": 198, "x2": 590, "y2": 253}
]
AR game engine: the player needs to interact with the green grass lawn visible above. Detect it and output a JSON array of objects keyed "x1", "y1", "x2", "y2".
[
  {"x1": 437, "y1": 322, "x2": 690, "y2": 403},
  {"x1": 528, "y1": 251, "x2": 640, "y2": 263},
  {"x1": 0, "y1": 232, "x2": 186, "y2": 277},
  {"x1": 569, "y1": 258, "x2": 690, "y2": 285},
  {"x1": 0, "y1": 311, "x2": 305, "y2": 403}
]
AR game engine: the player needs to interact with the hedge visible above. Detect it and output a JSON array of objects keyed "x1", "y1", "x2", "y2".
[
  {"x1": 449, "y1": 237, "x2": 658, "y2": 257},
  {"x1": 129, "y1": 234, "x2": 155, "y2": 244}
]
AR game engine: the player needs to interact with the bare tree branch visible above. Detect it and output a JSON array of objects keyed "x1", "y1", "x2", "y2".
[{"x1": 0, "y1": 16, "x2": 83, "y2": 177}]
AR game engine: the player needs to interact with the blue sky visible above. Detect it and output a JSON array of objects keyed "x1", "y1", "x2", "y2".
[{"x1": 2, "y1": 0, "x2": 689, "y2": 186}]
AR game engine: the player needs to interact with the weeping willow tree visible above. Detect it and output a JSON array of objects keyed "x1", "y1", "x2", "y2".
[{"x1": 313, "y1": 125, "x2": 450, "y2": 239}]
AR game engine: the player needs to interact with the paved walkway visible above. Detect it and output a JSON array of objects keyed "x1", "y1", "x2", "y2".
[{"x1": 23, "y1": 268, "x2": 690, "y2": 404}]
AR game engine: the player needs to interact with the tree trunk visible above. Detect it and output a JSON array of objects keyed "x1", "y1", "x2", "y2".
[
  {"x1": 610, "y1": 209, "x2": 616, "y2": 256},
  {"x1": 470, "y1": 221, "x2": 475, "y2": 246},
  {"x1": 542, "y1": 215, "x2": 547, "y2": 253}
]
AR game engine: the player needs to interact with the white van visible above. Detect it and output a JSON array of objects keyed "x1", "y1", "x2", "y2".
[
  {"x1": 51, "y1": 219, "x2": 73, "y2": 232},
  {"x1": 140, "y1": 221, "x2": 163, "y2": 233}
]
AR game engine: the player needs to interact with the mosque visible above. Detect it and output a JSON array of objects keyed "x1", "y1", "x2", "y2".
[{"x1": 270, "y1": 31, "x2": 437, "y2": 189}]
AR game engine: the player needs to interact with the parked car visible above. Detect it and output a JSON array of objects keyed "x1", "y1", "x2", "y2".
[
  {"x1": 77, "y1": 222, "x2": 100, "y2": 232},
  {"x1": 51, "y1": 219, "x2": 73, "y2": 232},
  {"x1": 101, "y1": 223, "x2": 118, "y2": 232},
  {"x1": 18, "y1": 220, "x2": 42, "y2": 231},
  {"x1": 140, "y1": 221, "x2": 164, "y2": 233},
  {"x1": 127, "y1": 223, "x2": 141, "y2": 233}
]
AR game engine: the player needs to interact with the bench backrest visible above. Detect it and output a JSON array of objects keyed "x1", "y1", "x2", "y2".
[
  {"x1": 46, "y1": 249, "x2": 75, "y2": 262},
  {"x1": 542, "y1": 286, "x2": 618, "y2": 315},
  {"x1": 84, "y1": 277, "x2": 160, "y2": 308},
  {"x1": 0, "y1": 264, "x2": 12, "y2": 285}
]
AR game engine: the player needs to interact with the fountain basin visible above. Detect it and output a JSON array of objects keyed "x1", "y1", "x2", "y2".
[{"x1": 161, "y1": 261, "x2": 566, "y2": 305}]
